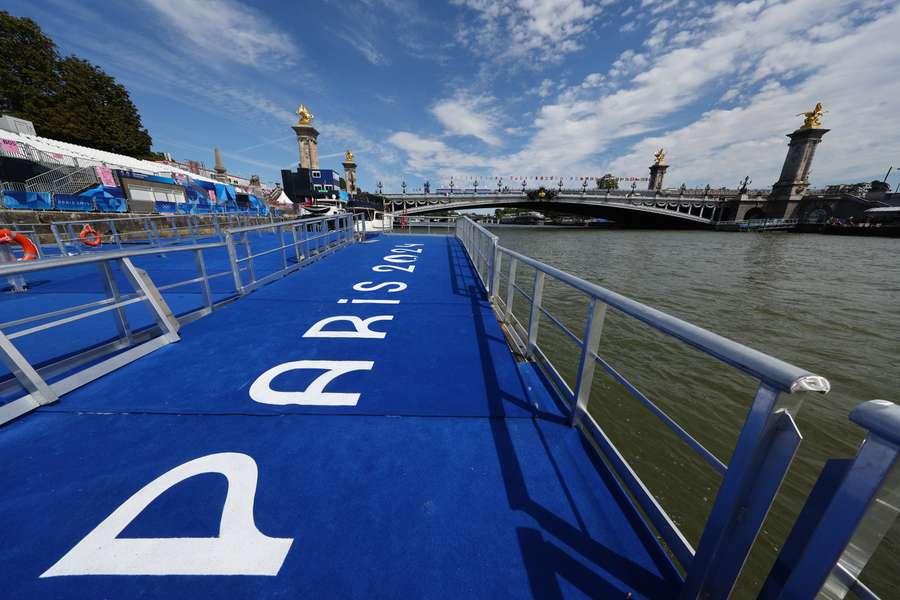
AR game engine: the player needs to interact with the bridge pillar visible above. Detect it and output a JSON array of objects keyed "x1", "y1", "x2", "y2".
[
  {"x1": 342, "y1": 152, "x2": 357, "y2": 195},
  {"x1": 292, "y1": 123, "x2": 320, "y2": 170},
  {"x1": 649, "y1": 163, "x2": 668, "y2": 191},
  {"x1": 768, "y1": 126, "x2": 829, "y2": 218}
]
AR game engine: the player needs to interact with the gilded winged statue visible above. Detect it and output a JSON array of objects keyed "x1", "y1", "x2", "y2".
[
  {"x1": 345, "y1": 149, "x2": 354, "y2": 162},
  {"x1": 296, "y1": 104, "x2": 314, "y2": 125},
  {"x1": 797, "y1": 102, "x2": 824, "y2": 129},
  {"x1": 654, "y1": 148, "x2": 666, "y2": 165}
]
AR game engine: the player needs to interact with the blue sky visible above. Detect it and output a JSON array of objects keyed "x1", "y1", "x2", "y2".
[{"x1": 5, "y1": 0, "x2": 900, "y2": 192}]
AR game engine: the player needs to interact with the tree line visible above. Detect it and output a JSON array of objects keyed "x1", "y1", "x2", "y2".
[{"x1": 0, "y1": 11, "x2": 158, "y2": 158}]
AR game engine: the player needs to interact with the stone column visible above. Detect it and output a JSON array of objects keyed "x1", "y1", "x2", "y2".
[
  {"x1": 769, "y1": 126, "x2": 829, "y2": 217},
  {"x1": 342, "y1": 158, "x2": 358, "y2": 195},
  {"x1": 648, "y1": 163, "x2": 668, "y2": 191},
  {"x1": 213, "y1": 147, "x2": 228, "y2": 182},
  {"x1": 292, "y1": 123, "x2": 320, "y2": 170}
]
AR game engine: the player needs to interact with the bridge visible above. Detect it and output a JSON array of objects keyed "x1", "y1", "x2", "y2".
[{"x1": 383, "y1": 191, "x2": 728, "y2": 228}]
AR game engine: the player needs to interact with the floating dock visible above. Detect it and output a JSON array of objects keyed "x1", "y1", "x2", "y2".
[{"x1": 0, "y1": 216, "x2": 895, "y2": 599}]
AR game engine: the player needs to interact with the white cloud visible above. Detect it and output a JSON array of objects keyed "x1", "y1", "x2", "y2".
[
  {"x1": 387, "y1": 131, "x2": 489, "y2": 176},
  {"x1": 141, "y1": 0, "x2": 300, "y2": 69},
  {"x1": 431, "y1": 95, "x2": 504, "y2": 146},
  {"x1": 339, "y1": 31, "x2": 389, "y2": 65},
  {"x1": 390, "y1": 0, "x2": 900, "y2": 188},
  {"x1": 452, "y1": 0, "x2": 605, "y2": 64}
]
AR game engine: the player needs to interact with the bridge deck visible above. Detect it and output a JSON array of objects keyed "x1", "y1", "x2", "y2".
[{"x1": 0, "y1": 234, "x2": 679, "y2": 599}]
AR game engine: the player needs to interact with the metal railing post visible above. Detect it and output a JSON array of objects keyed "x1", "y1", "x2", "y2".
[
  {"x1": 570, "y1": 298, "x2": 607, "y2": 427},
  {"x1": 96, "y1": 261, "x2": 133, "y2": 345},
  {"x1": 681, "y1": 382, "x2": 804, "y2": 599},
  {"x1": 489, "y1": 240, "x2": 501, "y2": 298},
  {"x1": 504, "y1": 258, "x2": 517, "y2": 321},
  {"x1": 109, "y1": 220, "x2": 122, "y2": 249},
  {"x1": 277, "y1": 224, "x2": 288, "y2": 269},
  {"x1": 0, "y1": 329, "x2": 58, "y2": 408},
  {"x1": 65, "y1": 223, "x2": 79, "y2": 255},
  {"x1": 193, "y1": 248, "x2": 213, "y2": 311},
  {"x1": 241, "y1": 232, "x2": 256, "y2": 285},
  {"x1": 761, "y1": 400, "x2": 900, "y2": 600},
  {"x1": 50, "y1": 223, "x2": 66, "y2": 255},
  {"x1": 526, "y1": 271, "x2": 545, "y2": 357},
  {"x1": 118, "y1": 257, "x2": 180, "y2": 342},
  {"x1": 224, "y1": 231, "x2": 244, "y2": 294},
  {"x1": 291, "y1": 224, "x2": 302, "y2": 263}
]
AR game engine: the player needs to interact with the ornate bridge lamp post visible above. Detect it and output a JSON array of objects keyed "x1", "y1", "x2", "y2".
[
  {"x1": 401, "y1": 180, "x2": 407, "y2": 195},
  {"x1": 496, "y1": 179, "x2": 502, "y2": 194},
  {"x1": 473, "y1": 180, "x2": 479, "y2": 195},
  {"x1": 449, "y1": 177, "x2": 455, "y2": 195},
  {"x1": 581, "y1": 178, "x2": 588, "y2": 195},
  {"x1": 377, "y1": 181, "x2": 383, "y2": 195},
  {"x1": 558, "y1": 178, "x2": 564, "y2": 194},
  {"x1": 521, "y1": 179, "x2": 527, "y2": 195},
  {"x1": 629, "y1": 181, "x2": 637, "y2": 197}
]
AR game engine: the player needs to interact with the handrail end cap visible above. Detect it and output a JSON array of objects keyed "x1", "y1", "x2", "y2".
[{"x1": 790, "y1": 375, "x2": 830, "y2": 394}]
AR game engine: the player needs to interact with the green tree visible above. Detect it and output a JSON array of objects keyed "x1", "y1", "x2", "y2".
[
  {"x1": 0, "y1": 12, "x2": 58, "y2": 119},
  {"x1": 0, "y1": 11, "x2": 156, "y2": 158},
  {"x1": 42, "y1": 57, "x2": 154, "y2": 157},
  {"x1": 597, "y1": 173, "x2": 619, "y2": 190}
]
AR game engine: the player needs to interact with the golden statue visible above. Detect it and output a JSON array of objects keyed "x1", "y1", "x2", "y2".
[
  {"x1": 653, "y1": 148, "x2": 666, "y2": 165},
  {"x1": 797, "y1": 102, "x2": 824, "y2": 129},
  {"x1": 345, "y1": 149, "x2": 354, "y2": 162},
  {"x1": 295, "y1": 104, "x2": 314, "y2": 125}
]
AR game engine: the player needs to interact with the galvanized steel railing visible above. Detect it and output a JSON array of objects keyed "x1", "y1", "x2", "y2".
[
  {"x1": 0, "y1": 243, "x2": 226, "y2": 426},
  {"x1": 0, "y1": 214, "x2": 362, "y2": 427},
  {"x1": 50, "y1": 213, "x2": 277, "y2": 255},
  {"x1": 455, "y1": 216, "x2": 834, "y2": 597},
  {"x1": 25, "y1": 164, "x2": 100, "y2": 195},
  {"x1": 225, "y1": 213, "x2": 360, "y2": 295}
]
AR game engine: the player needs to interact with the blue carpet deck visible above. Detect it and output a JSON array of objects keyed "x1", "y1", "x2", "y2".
[{"x1": 0, "y1": 234, "x2": 680, "y2": 599}]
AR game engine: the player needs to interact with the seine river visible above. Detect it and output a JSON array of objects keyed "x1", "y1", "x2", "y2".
[{"x1": 488, "y1": 226, "x2": 899, "y2": 598}]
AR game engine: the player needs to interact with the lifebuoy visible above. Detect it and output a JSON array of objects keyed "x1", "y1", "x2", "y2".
[
  {"x1": 80, "y1": 224, "x2": 101, "y2": 247},
  {"x1": 0, "y1": 228, "x2": 38, "y2": 260}
]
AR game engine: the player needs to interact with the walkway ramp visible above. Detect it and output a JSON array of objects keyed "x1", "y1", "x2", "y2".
[{"x1": 0, "y1": 234, "x2": 679, "y2": 599}]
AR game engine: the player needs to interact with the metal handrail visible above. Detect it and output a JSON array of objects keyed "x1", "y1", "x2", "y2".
[
  {"x1": 0, "y1": 241, "x2": 225, "y2": 276},
  {"x1": 496, "y1": 245, "x2": 826, "y2": 394},
  {"x1": 224, "y1": 213, "x2": 360, "y2": 295},
  {"x1": 0, "y1": 215, "x2": 363, "y2": 426},
  {"x1": 455, "y1": 216, "x2": 831, "y2": 596},
  {"x1": 50, "y1": 213, "x2": 277, "y2": 255}
]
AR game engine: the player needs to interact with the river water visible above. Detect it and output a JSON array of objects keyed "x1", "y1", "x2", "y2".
[{"x1": 488, "y1": 226, "x2": 899, "y2": 598}]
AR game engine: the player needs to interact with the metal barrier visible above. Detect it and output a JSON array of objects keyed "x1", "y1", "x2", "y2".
[
  {"x1": 0, "y1": 213, "x2": 362, "y2": 426},
  {"x1": 393, "y1": 216, "x2": 455, "y2": 235},
  {"x1": 25, "y1": 164, "x2": 99, "y2": 195},
  {"x1": 225, "y1": 213, "x2": 360, "y2": 295},
  {"x1": 0, "y1": 243, "x2": 229, "y2": 426},
  {"x1": 50, "y1": 213, "x2": 276, "y2": 255},
  {"x1": 455, "y1": 216, "x2": 831, "y2": 597},
  {"x1": 760, "y1": 400, "x2": 899, "y2": 600}
]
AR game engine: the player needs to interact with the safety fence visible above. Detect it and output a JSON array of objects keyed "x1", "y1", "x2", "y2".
[
  {"x1": 392, "y1": 216, "x2": 455, "y2": 235},
  {"x1": 225, "y1": 213, "x2": 360, "y2": 295},
  {"x1": 455, "y1": 216, "x2": 896, "y2": 599},
  {"x1": 0, "y1": 214, "x2": 363, "y2": 427},
  {"x1": 50, "y1": 213, "x2": 278, "y2": 255}
]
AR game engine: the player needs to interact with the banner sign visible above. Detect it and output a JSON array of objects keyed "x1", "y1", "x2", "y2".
[
  {"x1": 1, "y1": 139, "x2": 22, "y2": 156},
  {"x1": 95, "y1": 166, "x2": 117, "y2": 187},
  {"x1": 440, "y1": 174, "x2": 650, "y2": 183},
  {"x1": 208, "y1": 190, "x2": 217, "y2": 202}
]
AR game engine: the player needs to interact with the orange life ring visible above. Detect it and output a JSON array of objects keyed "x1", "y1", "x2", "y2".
[
  {"x1": 80, "y1": 224, "x2": 102, "y2": 247},
  {"x1": 0, "y1": 228, "x2": 38, "y2": 260}
]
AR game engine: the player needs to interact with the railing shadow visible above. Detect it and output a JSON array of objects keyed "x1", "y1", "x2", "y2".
[{"x1": 447, "y1": 237, "x2": 680, "y2": 598}]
